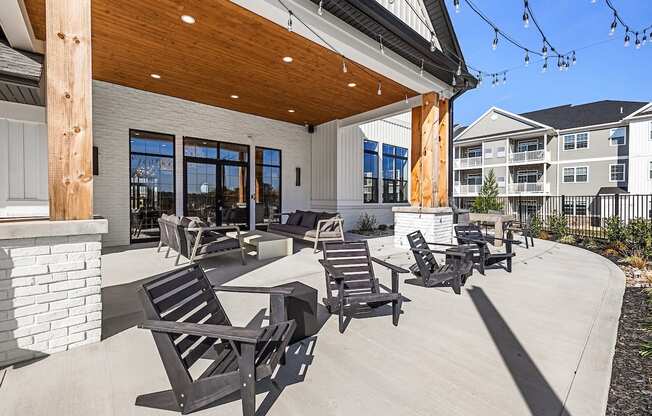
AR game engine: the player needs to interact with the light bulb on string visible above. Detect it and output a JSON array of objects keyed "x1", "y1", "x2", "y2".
[
  {"x1": 377, "y1": 81, "x2": 382, "y2": 96},
  {"x1": 452, "y1": 75, "x2": 457, "y2": 87},
  {"x1": 419, "y1": 59, "x2": 424, "y2": 77},
  {"x1": 287, "y1": 11, "x2": 293, "y2": 32},
  {"x1": 379, "y1": 34, "x2": 385, "y2": 55},
  {"x1": 541, "y1": 40, "x2": 548, "y2": 57},
  {"x1": 404, "y1": 94, "x2": 409, "y2": 105},
  {"x1": 342, "y1": 58, "x2": 348, "y2": 73},
  {"x1": 624, "y1": 31, "x2": 630, "y2": 47},
  {"x1": 523, "y1": 1, "x2": 529, "y2": 28},
  {"x1": 456, "y1": 62, "x2": 462, "y2": 76},
  {"x1": 454, "y1": 0, "x2": 460, "y2": 13},
  {"x1": 318, "y1": 0, "x2": 323, "y2": 16},
  {"x1": 524, "y1": 49, "x2": 530, "y2": 66},
  {"x1": 642, "y1": 31, "x2": 648, "y2": 46},
  {"x1": 610, "y1": 13, "x2": 617, "y2": 35},
  {"x1": 492, "y1": 29, "x2": 498, "y2": 50},
  {"x1": 635, "y1": 32, "x2": 641, "y2": 49},
  {"x1": 542, "y1": 58, "x2": 548, "y2": 73},
  {"x1": 430, "y1": 33, "x2": 436, "y2": 52},
  {"x1": 572, "y1": 51, "x2": 577, "y2": 65},
  {"x1": 502, "y1": 72, "x2": 507, "y2": 85}
]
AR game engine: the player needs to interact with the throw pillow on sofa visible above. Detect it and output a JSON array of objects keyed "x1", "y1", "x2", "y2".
[
  {"x1": 287, "y1": 211, "x2": 303, "y2": 225},
  {"x1": 300, "y1": 211, "x2": 319, "y2": 229}
]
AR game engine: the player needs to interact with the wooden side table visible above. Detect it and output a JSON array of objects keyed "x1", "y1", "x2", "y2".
[{"x1": 270, "y1": 281, "x2": 319, "y2": 344}]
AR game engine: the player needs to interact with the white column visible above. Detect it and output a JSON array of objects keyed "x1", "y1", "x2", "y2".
[
  {"x1": 248, "y1": 140, "x2": 256, "y2": 230},
  {"x1": 175, "y1": 135, "x2": 184, "y2": 216}
]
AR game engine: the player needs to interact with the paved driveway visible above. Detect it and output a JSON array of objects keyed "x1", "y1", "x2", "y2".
[{"x1": 0, "y1": 237, "x2": 624, "y2": 415}]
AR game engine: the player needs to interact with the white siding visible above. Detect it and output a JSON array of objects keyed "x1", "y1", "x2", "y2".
[
  {"x1": 0, "y1": 102, "x2": 48, "y2": 218},
  {"x1": 311, "y1": 120, "x2": 338, "y2": 209},
  {"x1": 628, "y1": 119, "x2": 652, "y2": 194},
  {"x1": 376, "y1": 0, "x2": 435, "y2": 43},
  {"x1": 92, "y1": 81, "x2": 312, "y2": 247}
]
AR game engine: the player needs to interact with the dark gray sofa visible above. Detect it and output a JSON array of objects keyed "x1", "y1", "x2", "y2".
[{"x1": 269, "y1": 210, "x2": 344, "y2": 252}]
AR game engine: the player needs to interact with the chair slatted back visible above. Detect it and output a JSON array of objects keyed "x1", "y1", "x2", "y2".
[
  {"x1": 406, "y1": 230, "x2": 440, "y2": 273},
  {"x1": 455, "y1": 224, "x2": 490, "y2": 254},
  {"x1": 158, "y1": 217, "x2": 169, "y2": 246},
  {"x1": 140, "y1": 265, "x2": 230, "y2": 373},
  {"x1": 161, "y1": 218, "x2": 182, "y2": 254},
  {"x1": 322, "y1": 241, "x2": 378, "y2": 300}
]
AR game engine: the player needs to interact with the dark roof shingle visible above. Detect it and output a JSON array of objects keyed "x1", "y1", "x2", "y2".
[{"x1": 520, "y1": 100, "x2": 648, "y2": 130}]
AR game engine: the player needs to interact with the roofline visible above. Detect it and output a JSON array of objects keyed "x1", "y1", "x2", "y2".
[
  {"x1": 453, "y1": 126, "x2": 552, "y2": 144},
  {"x1": 556, "y1": 120, "x2": 629, "y2": 133},
  {"x1": 623, "y1": 102, "x2": 652, "y2": 120},
  {"x1": 454, "y1": 106, "x2": 553, "y2": 142}
]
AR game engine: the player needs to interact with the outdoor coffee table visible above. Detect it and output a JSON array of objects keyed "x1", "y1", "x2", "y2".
[
  {"x1": 271, "y1": 281, "x2": 319, "y2": 344},
  {"x1": 445, "y1": 246, "x2": 475, "y2": 279},
  {"x1": 226, "y1": 230, "x2": 293, "y2": 260}
]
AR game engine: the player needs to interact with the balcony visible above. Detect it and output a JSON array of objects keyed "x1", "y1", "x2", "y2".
[
  {"x1": 508, "y1": 149, "x2": 548, "y2": 164},
  {"x1": 454, "y1": 183, "x2": 482, "y2": 196},
  {"x1": 453, "y1": 156, "x2": 482, "y2": 169},
  {"x1": 508, "y1": 182, "x2": 548, "y2": 194}
]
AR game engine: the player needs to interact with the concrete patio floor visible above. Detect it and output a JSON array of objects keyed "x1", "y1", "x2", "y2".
[{"x1": 0, "y1": 235, "x2": 624, "y2": 416}]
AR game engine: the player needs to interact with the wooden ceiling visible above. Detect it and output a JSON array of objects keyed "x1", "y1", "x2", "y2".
[{"x1": 24, "y1": 0, "x2": 417, "y2": 125}]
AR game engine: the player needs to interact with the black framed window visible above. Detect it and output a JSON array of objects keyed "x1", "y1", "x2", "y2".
[
  {"x1": 363, "y1": 140, "x2": 379, "y2": 203},
  {"x1": 255, "y1": 147, "x2": 282, "y2": 227},
  {"x1": 382, "y1": 143, "x2": 408, "y2": 203},
  {"x1": 129, "y1": 130, "x2": 175, "y2": 243}
]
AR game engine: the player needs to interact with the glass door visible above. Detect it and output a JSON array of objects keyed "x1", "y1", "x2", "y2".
[
  {"x1": 255, "y1": 147, "x2": 281, "y2": 228},
  {"x1": 183, "y1": 138, "x2": 249, "y2": 228},
  {"x1": 129, "y1": 130, "x2": 175, "y2": 243}
]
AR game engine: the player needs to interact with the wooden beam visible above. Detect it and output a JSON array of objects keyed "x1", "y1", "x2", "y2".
[
  {"x1": 410, "y1": 107, "x2": 421, "y2": 206},
  {"x1": 437, "y1": 98, "x2": 450, "y2": 207},
  {"x1": 46, "y1": 0, "x2": 93, "y2": 220}
]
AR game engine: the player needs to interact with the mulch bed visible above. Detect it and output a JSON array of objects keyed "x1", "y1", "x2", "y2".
[{"x1": 605, "y1": 286, "x2": 652, "y2": 415}]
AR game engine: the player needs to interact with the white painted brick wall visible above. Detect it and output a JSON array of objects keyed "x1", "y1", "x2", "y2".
[
  {"x1": 393, "y1": 211, "x2": 454, "y2": 248},
  {"x1": 92, "y1": 81, "x2": 313, "y2": 247},
  {"x1": 0, "y1": 234, "x2": 103, "y2": 366}
]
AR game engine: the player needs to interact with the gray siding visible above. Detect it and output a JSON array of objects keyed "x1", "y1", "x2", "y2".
[
  {"x1": 557, "y1": 159, "x2": 628, "y2": 195},
  {"x1": 557, "y1": 126, "x2": 629, "y2": 161}
]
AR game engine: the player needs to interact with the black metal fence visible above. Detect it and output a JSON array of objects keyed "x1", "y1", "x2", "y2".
[{"x1": 458, "y1": 194, "x2": 652, "y2": 240}]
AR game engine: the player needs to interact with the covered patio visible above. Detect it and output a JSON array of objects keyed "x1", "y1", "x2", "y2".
[{"x1": 0, "y1": 237, "x2": 624, "y2": 415}]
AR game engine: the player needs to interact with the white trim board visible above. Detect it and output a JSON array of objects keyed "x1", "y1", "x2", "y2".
[
  {"x1": 553, "y1": 156, "x2": 628, "y2": 164},
  {"x1": 0, "y1": 0, "x2": 44, "y2": 53}
]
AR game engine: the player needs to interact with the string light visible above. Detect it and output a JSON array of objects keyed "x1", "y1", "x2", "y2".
[
  {"x1": 287, "y1": 10, "x2": 293, "y2": 32},
  {"x1": 430, "y1": 34, "x2": 436, "y2": 52},
  {"x1": 624, "y1": 31, "x2": 630, "y2": 47},
  {"x1": 524, "y1": 49, "x2": 530, "y2": 66},
  {"x1": 610, "y1": 13, "x2": 618, "y2": 35},
  {"x1": 635, "y1": 32, "x2": 641, "y2": 49},
  {"x1": 643, "y1": 30, "x2": 648, "y2": 46},
  {"x1": 603, "y1": 0, "x2": 652, "y2": 48},
  {"x1": 572, "y1": 50, "x2": 577, "y2": 65},
  {"x1": 419, "y1": 59, "x2": 424, "y2": 77},
  {"x1": 377, "y1": 81, "x2": 382, "y2": 95},
  {"x1": 541, "y1": 40, "x2": 548, "y2": 57},
  {"x1": 522, "y1": 1, "x2": 529, "y2": 28},
  {"x1": 379, "y1": 34, "x2": 385, "y2": 55},
  {"x1": 542, "y1": 58, "x2": 548, "y2": 73},
  {"x1": 342, "y1": 58, "x2": 348, "y2": 73},
  {"x1": 318, "y1": 0, "x2": 323, "y2": 16},
  {"x1": 492, "y1": 28, "x2": 498, "y2": 50},
  {"x1": 502, "y1": 72, "x2": 507, "y2": 84},
  {"x1": 452, "y1": 75, "x2": 457, "y2": 87},
  {"x1": 456, "y1": 62, "x2": 462, "y2": 76},
  {"x1": 454, "y1": 0, "x2": 460, "y2": 13}
]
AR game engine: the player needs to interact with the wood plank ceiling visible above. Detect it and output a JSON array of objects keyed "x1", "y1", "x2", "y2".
[{"x1": 24, "y1": 0, "x2": 417, "y2": 125}]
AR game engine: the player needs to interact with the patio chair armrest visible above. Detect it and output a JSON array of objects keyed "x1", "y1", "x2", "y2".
[
  {"x1": 318, "y1": 259, "x2": 345, "y2": 280},
  {"x1": 139, "y1": 320, "x2": 263, "y2": 343},
  {"x1": 316, "y1": 217, "x2": 343, "y2": 230},
  {"x1": 213, "y1": 285, "x2": 295, "y2": 296},
  {"x1": 371, "y1": 257, "x2": 409, "y2": 274},
  {"x1": 491, "y1": 236, "x2": 521, "y2": 244},
  {"x1": 454, "y1": 236, "x2": 487, "y2": 246},
  {"x1": 187, "y1": 225, "x2": 241, "y2": 233},
  {"x1": 410, "y1": 248, "x2": 465, "y2": 258},
  {"x1": 424, "y1": 241, "x2": 459, "y2": 247}
]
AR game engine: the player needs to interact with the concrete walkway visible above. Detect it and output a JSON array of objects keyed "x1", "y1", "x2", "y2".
[{"x1": 0, "y1": 237, "x2": 624, "y2": 416}]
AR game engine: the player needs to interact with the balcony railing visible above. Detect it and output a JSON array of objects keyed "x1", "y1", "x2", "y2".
[
  {"x1": 453, "y1": 156, "x2": 483, "y2": 169},
  {"x1": 508, "y1": 149, "x2": 546, "y2": 164},
  {"x1": 508, "y1": 182, "x2": 546, "y2": 193},
  {"x1": 453, "y1": 183, "x2": 482, "y2": 196}
]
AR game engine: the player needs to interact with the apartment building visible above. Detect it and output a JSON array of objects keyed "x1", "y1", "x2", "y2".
[{"x1": 453, "y1": 100, "x2": 652, "y2": 217}]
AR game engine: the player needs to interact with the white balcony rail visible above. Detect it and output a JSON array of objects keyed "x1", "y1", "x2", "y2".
[
  {"x1": 508, "y1": 149, "x2": 546, "y2": 163},
  {"x1": 453, "y1": 183, "x2": 482, "y2": 196},
  {"x1": 508, "y1": 182, "x2": 546, "y2": 193},
  {"x1": 454, "y1": 156, "x2": 483, "y2": 169}
]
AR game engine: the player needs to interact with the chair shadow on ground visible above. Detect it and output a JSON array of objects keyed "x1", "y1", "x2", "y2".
[
  {"x1": 467, "y1": 286, "x2": 572, "y2": 416},
  {"x1": 102, "y1": 243, "x2": 317, "y2": 340}
]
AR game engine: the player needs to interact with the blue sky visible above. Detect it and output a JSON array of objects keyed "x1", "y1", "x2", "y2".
[{"x1": 450, "y1": 0, "x2": 652, "y2": 127}]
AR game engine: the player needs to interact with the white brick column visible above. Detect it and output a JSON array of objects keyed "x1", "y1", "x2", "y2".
[{"x1": 0, "y1": 219, "x2": 107, "y2": 366}]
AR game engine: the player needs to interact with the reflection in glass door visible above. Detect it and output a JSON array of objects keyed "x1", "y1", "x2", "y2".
[
  {"x1": 129, "y1": 130, "x2": 175, "y2": 243},
  {"x1": 185, "y1": 162, "x2": 217, "y2": 223},
  {"x1": 255, "y1": 147, "x2": 281, "y2": 228},
  {"x1": 183, "y1": 138, "x2": 249, "y2": 228}
]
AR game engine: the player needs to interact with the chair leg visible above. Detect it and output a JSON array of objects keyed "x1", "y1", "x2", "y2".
[
  {"x1": 175, "y1": 253, "x2": 181, "y2": 266},
  {"x1": 240, "y1": 248, "x2": 246, "y2": 265},
  {"x1": 506, "y1": 257, "x2": 512, "y2": 273},
  {"x1": 238, "y1": 344, "x2": 256, "y2": 416},
  {"x1": 392, "y1": 296, "x2": 402, "y2": 326},
  {"x1": 338, "y1": 303, "x2": 345, "y2": 333},
  {"x1": 165, "y1": 247, "x2": 171, "y2": 258},
  {"x1": 313, "y1": 238, "x2": 319, "y2": 254},
  {"x1": 156, "y1": 241, "x2": 163, "y2": 252}
]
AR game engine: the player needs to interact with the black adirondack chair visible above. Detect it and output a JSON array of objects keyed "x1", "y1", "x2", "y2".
[
  {"x1": 506, "y1": 217, "x2": 535, "y2": 248},
  {"x1": 454, "y1": 224, "x2": 519, "y2": 274},
  {"x1": 319, "y1": 240, "x2": 408, "y2": 333},
  {"x1": 406, "y1": 230, "x2": 473, "y2": 294},
  {"x1": 136, "y1": 264, "x2": 296, "y2": 415}
]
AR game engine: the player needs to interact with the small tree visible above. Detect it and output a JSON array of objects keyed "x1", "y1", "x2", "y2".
[{"x1": 471, "y1": 169, "x2": 503, "y2": 213}]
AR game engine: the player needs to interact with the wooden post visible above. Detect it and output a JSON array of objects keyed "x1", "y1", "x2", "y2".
[
  {"x1": 437, "y1": 98, "x2": 450, "y2": 207},
  {"x1": 46, "y1": 0, "x2": 94, "y2": 220},
  {"x1": 410, "y1": 92, "x2": 440, "y2": 207}
]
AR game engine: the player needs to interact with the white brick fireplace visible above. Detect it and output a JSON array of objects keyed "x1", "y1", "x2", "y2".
[{"x1": 393, "y1": 206, "x2": 454, "y2": 249}]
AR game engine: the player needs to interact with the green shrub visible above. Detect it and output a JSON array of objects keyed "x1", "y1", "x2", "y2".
[
  {"x1": 625, "y1": 218, "x2": 652, "y2": 252},
  {"x1": 624, "y1": 254, "x2": 647, "y2": 269},
  {"x1": 529, "y1": 214, "x2": 543, "y2": 238},
  {"x1": 356, "y1": 212, "x2": 376, "y2": 232},
  {"x1": 377, "y1": 224, "x2": 388, "y2": 231},
  {"x1": 604, "y1": 216, "x2": 626, "y2": 243},
  {"x1": 558, "y1": 235, "x2": 576, "y2": 245},
  {"x1": 584, "y1": 238, "x2": 600, "y2": 250},
  {"x1": 547, "y1": 212, "x2": 569, "y2": 239}
]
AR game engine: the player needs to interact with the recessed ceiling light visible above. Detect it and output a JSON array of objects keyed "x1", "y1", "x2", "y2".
[
  {"x1": 347, "y1": 82, "x2": 357, "y2": 87},
  {"x1": 150, "y1": 73, "x2": 161, "y2": 79},
  {"x1": 181, "y1": 15, "x2": 196, "y2": 24},
  {"x1": 230, "y1": 94, "x2": 239, "y2": 99},
  {"x1": 288, "y1": 109, "x2": 295, "y2": 113},
  {"x1": 282, "y1": 56, "x2": 293, "y2": 63}
]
